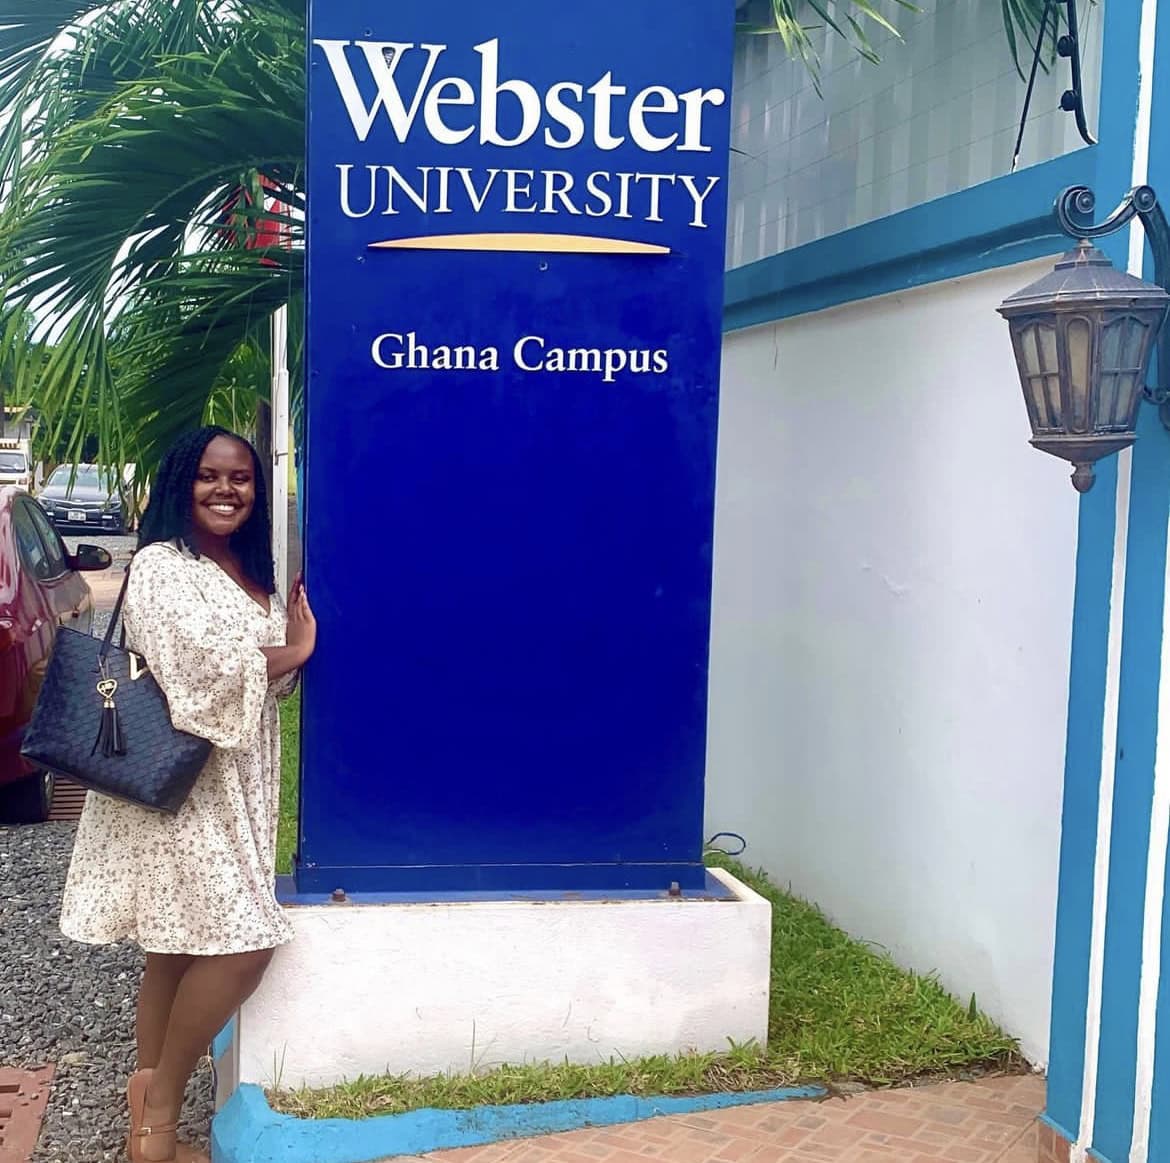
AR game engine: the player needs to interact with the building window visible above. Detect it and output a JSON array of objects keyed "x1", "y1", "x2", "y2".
[{"x1": 726, "y1": 0, "x2": 1106, "y2": 268}]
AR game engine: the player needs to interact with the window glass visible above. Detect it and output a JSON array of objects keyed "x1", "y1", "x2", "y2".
[
  {"x1": 23, "y1": 499, "x2": 68, "y2": 579},
  {"x1": 727, "y1": 0, "x2": 1106, "y2": 266},
  {"x1": 12, "y1": 501, "x2": 50, "y2": 581},
  {"x1": 48, "y1": 465, "x2": 113, "y2": 491}
]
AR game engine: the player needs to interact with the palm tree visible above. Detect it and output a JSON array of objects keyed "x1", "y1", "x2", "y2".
[
  {"x1": 0, "y1": 0, "x2": 303, "y2": 473},
  {"x1": 0, "y1": 0, "x2": 1068, "y2": 477}
]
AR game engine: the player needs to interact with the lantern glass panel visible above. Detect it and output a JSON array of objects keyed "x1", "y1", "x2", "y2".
[
  {"x1": 1097, "y1": 315, "x2": 1153, "y2": 428},
  {"x1": 1039, "y1": 324, "x2": 1059, "y2": 372},
  {"x1": 1020, "y1": 326, "x2": 1042, "y2": 376},
  {"x1": 1099, "y1": 319, "x2": 1122, "y2": 369},
  {"x1": 1015, "y1": 322, "x2": 1062, "y2": 430},
  {"x1": 1098, "y1": 322, "x2": 1122, "y2": 425},
  {"x1": 1066, "y1": 317, "x2": 1093, "y2": 432},
  {"x1": 1123, "y1": 316, "x2": 1148, "y2": 366}
]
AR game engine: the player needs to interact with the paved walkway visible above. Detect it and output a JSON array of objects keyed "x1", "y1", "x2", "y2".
[{"x1": 415, "y1": 1075, "x2": 1044, "y2": 1163}]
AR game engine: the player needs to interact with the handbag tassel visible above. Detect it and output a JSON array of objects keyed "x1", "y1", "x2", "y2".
[{"x1": 91, "y1": 695, "x2": 127, "y2": 758}]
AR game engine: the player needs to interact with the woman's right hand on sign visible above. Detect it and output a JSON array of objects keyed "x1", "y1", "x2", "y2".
[{"x1": 286, "y1": 573, "x2": 318, "y2": 664}]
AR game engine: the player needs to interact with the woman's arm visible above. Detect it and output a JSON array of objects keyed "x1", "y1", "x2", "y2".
[
  {"x1": 124, "y1": 545, "x2": 272, "y2": 750},
  {"x1": 262, "y1": 644, "x2": 310, "y2": 682}
]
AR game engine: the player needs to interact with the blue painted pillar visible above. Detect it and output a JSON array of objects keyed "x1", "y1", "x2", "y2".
[
  {"x1": 299, "y1": 0, "x2": 735, "y2": 893},
  {"x1": 1043, "y1": 5, "x2": 1170, "y2": 1161}
]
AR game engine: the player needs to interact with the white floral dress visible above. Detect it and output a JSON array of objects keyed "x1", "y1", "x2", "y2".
[{"x1": 59, "y1": 541, "x2": 296, "y2": 956}]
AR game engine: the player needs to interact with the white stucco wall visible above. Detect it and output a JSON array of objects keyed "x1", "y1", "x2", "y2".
[{"x1": 705, "y1": 258, "x2": 1078, "y2": 1065}]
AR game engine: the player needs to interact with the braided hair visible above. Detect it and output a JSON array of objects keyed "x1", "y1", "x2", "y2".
[{"x1": 138, "y1": 426, "x2": 276, "y2": 594}]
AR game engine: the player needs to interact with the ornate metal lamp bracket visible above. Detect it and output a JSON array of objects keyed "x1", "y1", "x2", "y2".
[{"x1": 1056, "y1": 184, "x2": 1170, "y2": 423}]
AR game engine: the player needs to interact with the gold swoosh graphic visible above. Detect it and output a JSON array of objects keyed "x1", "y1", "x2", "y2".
[{"x1": 368, "y1": 232, "x2": 670, "y2": 255}]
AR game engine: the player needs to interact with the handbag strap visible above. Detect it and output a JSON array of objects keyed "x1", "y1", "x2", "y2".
[{"x1": 99, "y1": 561, "x2": 132, "y2": 662}]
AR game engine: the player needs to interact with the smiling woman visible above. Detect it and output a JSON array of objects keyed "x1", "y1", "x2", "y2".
[{"x1": 56, "y1": 426, "x2": 316, "y2": 1163}]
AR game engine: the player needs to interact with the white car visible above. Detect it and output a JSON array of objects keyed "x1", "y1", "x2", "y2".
[{"x1": 0, "y1": 448, "x2": 34, "y2": 491}]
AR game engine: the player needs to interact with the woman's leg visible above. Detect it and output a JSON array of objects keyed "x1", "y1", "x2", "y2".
[
  {"x1": 137, "y1": 953, "x2": 195, "y2": 1069},
  {"x1": 136, "y1": 948, "x2": 275, "y2": 1162}
]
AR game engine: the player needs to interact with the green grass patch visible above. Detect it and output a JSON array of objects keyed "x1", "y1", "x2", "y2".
[
  {"x1": 270, "y1": 699, "x2": 1020, "y2": 1117},
  {"x1": 267, "y1": 839, "x2": 1021, "y2": 1117},
  {"x1": 276, "y1": 688, "x2": 300, "y2": 876},
  {"x1": 724, "y1": 856, "x2": 1019, "y2": 1082}
]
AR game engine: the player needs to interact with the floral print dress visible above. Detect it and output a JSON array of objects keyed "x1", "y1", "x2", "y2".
[{"x1": 59, "y1": 541, "x2": 296, "y2": 956}]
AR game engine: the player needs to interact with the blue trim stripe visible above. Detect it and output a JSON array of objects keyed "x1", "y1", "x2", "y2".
[
  {"x1": 211, "y1": 1017, "x2": 237, "y2": 1064},
  {"x1": 1034, "y1": 0, "x2": 1152, "y2": 1147},
  {"x1": 1092, "y1": 405, "x2": 1170, "y2": 1161},
  {"x1": 1046, "y1": 455, "x2": 1120, "y2": 1140},
  {"x1": 1149, "y1": 827, "x2": 1170, "y2": 1163},
  {"x1": 1083, "y1": 1, "x2": 1170, "y2": 1157},
  {"x1": 1135, "y1": 1, "x2": 1170, "y2": 1158},
  {"x1": 1040, "y1": 1113, "x2": 1078, "y2": 1147},
  {"x1": 211, "y1": 1083, "x2": 826, "y2": 1163}
]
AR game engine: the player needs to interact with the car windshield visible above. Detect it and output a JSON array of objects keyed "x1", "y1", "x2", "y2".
[
  {"x1": 0, "y1": 452, "x2": 26, "y2": 473},
  {"x1": 47, "y1": 466, "x2": 114, "y2": 492}
]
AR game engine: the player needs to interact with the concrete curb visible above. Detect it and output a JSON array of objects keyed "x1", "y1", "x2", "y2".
[{"x1": 211, "y1": 1081, "x2": 828, "y2": 1162}]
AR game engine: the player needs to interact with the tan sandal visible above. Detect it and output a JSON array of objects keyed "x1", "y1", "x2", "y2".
[{"x1": 126, "y1": 1069, "x2": 209, "y2": 1162}]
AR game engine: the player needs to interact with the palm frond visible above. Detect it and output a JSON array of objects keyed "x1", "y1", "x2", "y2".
[
  {"x1": 111, "y1": 250, "x2": 303, "y2": 456},
  {"x1": 0, "y1": 0, "x2": 1086, "y2": 475},
  {"x1": 0, "y1": 4, "x2": 304, "y2": 472},
  {"x1": 0, "y1": 1, "x2": 239, "y2": 201},
  {"x1": 737, "y1": 0, "x2": 919, "y2": 92},
  {"x1": 739, "y1": 0, "x2": 1081, "y2": 91}
]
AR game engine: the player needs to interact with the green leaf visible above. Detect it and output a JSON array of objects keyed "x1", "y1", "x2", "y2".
[
  {"x1": 0, "y1": 0, "x2": 305, "y2": 474},
  {"x1": 0, "y1": 0, "x2": 1087, "y2": 475}
]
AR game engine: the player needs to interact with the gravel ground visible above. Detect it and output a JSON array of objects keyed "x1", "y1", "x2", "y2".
[{"x1": 0, "y1": 823, "x2": 212, "y2": 1161}]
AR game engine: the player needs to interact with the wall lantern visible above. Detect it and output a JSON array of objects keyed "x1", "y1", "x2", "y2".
[{"x1": 998, "y1": 186, "x2": 1170, "y2": 492}]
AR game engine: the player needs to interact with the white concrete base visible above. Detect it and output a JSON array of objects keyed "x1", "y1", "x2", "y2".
[{"x1": 235, "y1": 867, "x2": 771, "y2": 1090}]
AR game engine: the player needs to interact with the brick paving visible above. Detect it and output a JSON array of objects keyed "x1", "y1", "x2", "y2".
[
  {"x1": 1036, "y1": 1120, "x2": 1070, "y2": 1163},
  {"x1": 0, "y1": 1066, "x2": 54, "y2": 1163},
  {"x1": 416, "y1": 1075, "x2": 1045, "y2": 1163}
]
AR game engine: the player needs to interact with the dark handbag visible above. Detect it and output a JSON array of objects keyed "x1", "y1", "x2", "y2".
[{"x1": 20, "y1": 565, "x2": 213, "y2": 813}]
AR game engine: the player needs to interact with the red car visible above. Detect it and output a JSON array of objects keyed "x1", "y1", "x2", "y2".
[{"x1": 0, "y1": 486, "x2": 111, "y2": 822}]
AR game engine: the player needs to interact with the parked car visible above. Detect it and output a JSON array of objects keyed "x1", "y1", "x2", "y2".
[
  {"x1": 37, "y1": 463, "x2": 125, "y2": 535},
  {"x1": 0, "y1": 448, "x2": 33, "y2": 491},
  {"x1": 0, "y1": 487, "x2": 111, "y2": 822}
]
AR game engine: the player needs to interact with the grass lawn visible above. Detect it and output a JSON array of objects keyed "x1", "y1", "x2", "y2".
[
  {"x1": 270, "y1": 698, "x2": 1021, "y2": 1118},
  {"x1": 276, "y1": 689, "x2": 300, "y2": 876}
]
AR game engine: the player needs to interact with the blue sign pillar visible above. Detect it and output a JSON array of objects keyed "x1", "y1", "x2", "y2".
[{"x1": 300, "y1": 0, "x2": 735, "y2": 893}]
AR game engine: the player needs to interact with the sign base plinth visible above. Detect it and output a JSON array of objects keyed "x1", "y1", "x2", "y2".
[{"x1": 221, "y1": 867, "x2": 770, "y2": 1094}]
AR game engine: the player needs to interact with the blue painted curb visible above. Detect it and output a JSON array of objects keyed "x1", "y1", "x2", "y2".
[
  {"x1": 209, "y1": 1017, "x2": 236, "y2": 1063},
  {"x1": 211, "y1": 1082, "x2": 827, "y2": 1163}
]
